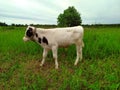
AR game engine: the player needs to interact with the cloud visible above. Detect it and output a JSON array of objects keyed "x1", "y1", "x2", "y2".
[
  {"x1": 0, "y1": 0, "x2": 120, "y2": 24},
  {"x1": 77, "y1": 0, "x2": 120, "y2": 24}
]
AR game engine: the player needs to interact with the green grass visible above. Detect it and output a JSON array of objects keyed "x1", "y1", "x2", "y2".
[{"x1": 0, "y1": 26, "x2": 120, "y2": 90}]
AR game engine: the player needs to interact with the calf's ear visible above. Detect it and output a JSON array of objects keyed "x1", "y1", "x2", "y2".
[{"x1": 33, "y1": 27, "x2": 36, "y2": 33}]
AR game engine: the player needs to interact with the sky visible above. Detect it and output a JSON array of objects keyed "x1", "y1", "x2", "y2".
[{"x1": 0, "y1": 0, "x2": 120, "y2": 25}]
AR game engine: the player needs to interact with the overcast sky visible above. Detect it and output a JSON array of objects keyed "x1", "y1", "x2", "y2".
[{"x1": 0, "y1": 0, "x2": 120, "y2": 25}]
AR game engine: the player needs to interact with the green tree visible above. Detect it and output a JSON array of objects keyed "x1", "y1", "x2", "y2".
[{"x1": 57, "y1": 6, "x2": 82, "y2": 27}]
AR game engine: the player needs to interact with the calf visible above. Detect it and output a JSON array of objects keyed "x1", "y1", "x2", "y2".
[{"x1": 23, "y1": 26, "x2": 84, "y2": 69}]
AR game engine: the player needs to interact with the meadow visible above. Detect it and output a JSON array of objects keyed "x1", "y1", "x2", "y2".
[{"x1": 0, "y1": 26, "x2": 120, "y2": 90}]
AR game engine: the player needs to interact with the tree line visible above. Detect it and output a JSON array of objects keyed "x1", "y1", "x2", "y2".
[
  {"x1": 0, "y1": 22, "x2": 57, "y2": 28},
  {"x1": 0, "y1": 22, "x2": 8, "y2": 26},
  {"x1": 0, "y1": 21, "x2": 120, "y2": 27}
]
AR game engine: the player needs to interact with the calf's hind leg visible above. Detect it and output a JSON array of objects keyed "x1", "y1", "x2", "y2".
[{"x1": 74, "y1": 44, "x2": 82, "y2": 66}]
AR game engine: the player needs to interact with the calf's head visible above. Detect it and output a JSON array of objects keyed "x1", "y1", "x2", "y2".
[{"x1": 23, "y1": 26, "x2": 36, "y2": 42}]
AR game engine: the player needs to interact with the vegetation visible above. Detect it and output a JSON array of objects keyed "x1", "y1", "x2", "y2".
[
  {"x1": 57, "y1": 6, "x2": 82, "y2": 27},
  {"x1": 0, "y1": 26, "x2": 120, "y2": 89}
]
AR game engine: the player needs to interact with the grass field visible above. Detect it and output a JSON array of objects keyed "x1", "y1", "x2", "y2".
[{"x1": 0, "y1": 26, "x2": 120, "y2": 90}]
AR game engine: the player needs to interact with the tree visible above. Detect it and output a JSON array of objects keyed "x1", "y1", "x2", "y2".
[{"x1": 57, "y1": 6, "x2": 82, "y2": 27}]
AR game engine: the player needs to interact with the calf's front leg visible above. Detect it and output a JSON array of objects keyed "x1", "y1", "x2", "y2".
[
  {"x1": 40, "y1": 48, "x2": 48, "y2": 67},
  {"x1": 52, "y1": 46, "x2": 58, "y2": 69}
]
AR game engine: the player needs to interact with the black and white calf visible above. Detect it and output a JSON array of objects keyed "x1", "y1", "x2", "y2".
[{"x1": 23, "y1": 26, "x2": 84, "y2": 69}]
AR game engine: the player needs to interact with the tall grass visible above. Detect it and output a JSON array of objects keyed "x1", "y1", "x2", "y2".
[
  {"x1": 0, "y1": 27, "x2": 42, "y2": 55},
  {"x1": 0, "y1": 26, "x2": 120, "y2": 89},
  {"x1": 83, "y1": 27, "x2": 120, "y2": 59}
]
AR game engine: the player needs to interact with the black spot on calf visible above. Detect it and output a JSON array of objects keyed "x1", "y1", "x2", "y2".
[
  {"x1": 35, "y1": 33, "x2": 38, "y2": 37},
  {"x1": 26, "y1": 28, "x2": 33, "y2": 37},
  {"x1": 38, "y1": 37, "x2": 41, "y2": 44},
  {"x1": 42, "y1": 36, "x2": 48, "y2": 45}
]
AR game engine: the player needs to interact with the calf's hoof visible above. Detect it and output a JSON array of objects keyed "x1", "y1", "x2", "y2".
[
  {"x1": 40, "y1": 63, "x2": 44, "y2": 67},
  {"x1": 74, "y1": 63, "x2": 78, "y2": 66},
  {"x1": 55, "y1": 66, "x2": 58, "y2": 69},
  {"x1": 74, "y1": 61, "x2": 78, "y2": 66}
]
